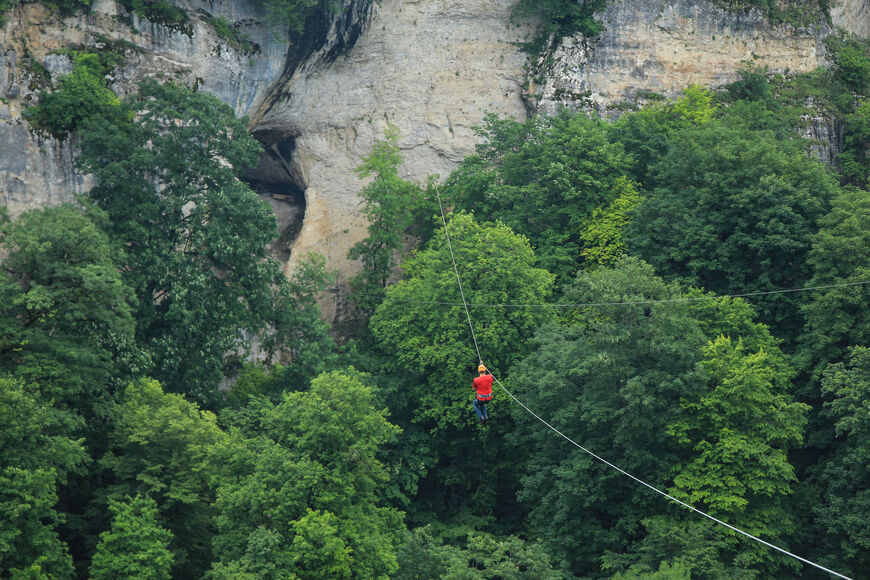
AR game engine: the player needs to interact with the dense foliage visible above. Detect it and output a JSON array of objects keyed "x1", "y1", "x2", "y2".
[
  {"x1": 29, "y1": 53, "x2": 125, "y2": 139},
  {"x1": 511, "y1": 0, "x2": 608, "y2": 55},
  {"x1": 5, "y1": 23, "x2": 870, "y2": 579},
  {"x1": 75, "y1": 80, "x2": 319, "y2": 405}
]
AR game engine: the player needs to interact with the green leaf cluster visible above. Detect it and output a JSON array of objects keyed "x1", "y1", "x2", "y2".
[
  {"x1": 443, "y1": 111, "x2": 633, "y2": 286},
  {"x1": 89, "y1": 494, "x2": 174, "y2": 580},
  {"x1": 210, "y1": 370, "x2": 403, "y2": 579},
  {"x1": 28, "y1": 53, "x2": 125, "y2": 139}
]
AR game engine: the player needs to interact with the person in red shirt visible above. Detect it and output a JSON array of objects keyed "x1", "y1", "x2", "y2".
[{"x1": 472, "y1": 363, "x2": 493, "y2": 424}]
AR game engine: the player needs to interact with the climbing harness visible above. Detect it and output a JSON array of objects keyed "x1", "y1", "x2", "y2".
[{"x1": 433, "y1": 189, "x2": 854, "y2": 580}]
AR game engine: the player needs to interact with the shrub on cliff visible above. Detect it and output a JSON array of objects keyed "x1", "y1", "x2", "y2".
[
  {"x1": 28, "y1": 53, "x2": 125, "y2": 139},
  {"x1": 261, "y1": 0, "x2": 319, "y2": 34},
  {"x1": 512, "y1": 0, "x2": 607, "y2": 56}
]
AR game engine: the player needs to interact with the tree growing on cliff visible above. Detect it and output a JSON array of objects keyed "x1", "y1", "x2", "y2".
[
  {"x1": 348, "y1": 124, "x2": 432, "y2": 317},
  {"x1": 29, "y1": 53, "x2": 125, "y2": 139},
  {"x1": 77, "y1": 80, "x2": 294, "y2": 405},
  {"x1": 261, "y1": 0, "x2": 319, "y2": 34}
]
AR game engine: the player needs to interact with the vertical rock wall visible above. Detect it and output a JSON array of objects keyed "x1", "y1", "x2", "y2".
[
  {"x1": 531, "y1": 0, "x2": 836, "y2": 116},
  {"x1": 831, "y1": 0, "x2": 870, "y2": 38},
  {"x1": 2, "y1": 0, "x2": 867, "y2": 324},
  {"x1": 251, "y1": 0, "x2": 534, "y2": 320},
  {"x1": 0, "y1": 0, "x2": 289, "y2": 216}
]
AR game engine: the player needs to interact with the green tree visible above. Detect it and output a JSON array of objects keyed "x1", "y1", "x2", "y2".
[
  {"x1": 827, "y1": 32, "x2": 870, "y2": 96},
  {"x1": 510, "y1": 258, "x2": 707, "y2": 575},
  {"x1": 625, "y1": 120, "x2": 839, "y2": 344},
  {"x1": 0, "y1": 204, "x2": 139, "y2": 416},
  {"x1": 210, "y1": 370, "x2": 403, "y2": 579},
  {"x1": 89, "y1": 494, "x2": 174, "y2": 580},
  {"x1": 260, "y1": 252, "x2": 337, "y2": 392},
  {"x1": 511, "y1": 0, "x2": 607, "y2": 55},
  {"x1": 800, "y1": 188, "x2": 870, "y2": 377},
  {"x1": 840, "y1": 100, "x2": 870, "y2": 188},
  {"x1": 395, "y1": 526, "x2": 563, "y2": 579},
  {"x1": 813, "y1": 346, "x2": 870, "y2": 577},
  {"x1": 671, "y1": 84, "x2": 717, "y2": 125},
  {"x1": 77, "y1": 79, "x2": 288, "y2": 404},
  {"x1": 0, "y1": 377, "x2": 86, "y2": 579},
  {"x1": 28, "y1": 53, "x2": 125, "y2": 139},
  {"x1": 100, "y1": 379, "x2": 225, "y2": 578},
  {"x1": 512, "y1": 258, "x2": 804, "y2": 576},
  {"x1": 288, "y1": 509, "x2": 354, "y2": 579},
  {"x1": 369, "y1": 213, "x2": 553, "y2": 527},
  {"x1": 609, "y1": 85, "x2": 720, "y2": 188},
  {"x1": 443, "y1": 111, "x2": 634, "y2": 286},
  {"x1": 651, "y1": 336, "x2": 807, "y2": 576},
  {"x1": 578, "y1": 176, "x2": 642, "y2": 267},
  {"x1": 348, "y1": 125, "x2": 430, "y2": 316},
  {"x1": 0, "y1": 204, "x2": 147, "y2": 576}
]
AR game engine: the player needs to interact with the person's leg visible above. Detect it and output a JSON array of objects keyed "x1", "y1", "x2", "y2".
[
  {"x1": 473, "y1": 397, "x2": 484, "y2": 420},
  {"x1": 482, "y1": 402, "x2": 489, "y2": 419}
]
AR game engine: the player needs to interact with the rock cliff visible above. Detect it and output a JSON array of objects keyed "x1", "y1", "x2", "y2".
[
  {"x1": 250, "y1": 0, "x2": 534, "y2": 321},
  {"x1": 531, "y1": 0, "x2": 868, "y2": 115},
  {"x1": 1, "y1": 0, "x2": 868, "y2": 322},
  {"x1": 1, "y1": 0, "x2": 289, "y2": 215}
]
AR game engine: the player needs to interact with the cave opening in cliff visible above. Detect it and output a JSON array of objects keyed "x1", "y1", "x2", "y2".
[{"x1": 244, "y1": 131, "x2": 306, "y2": 262}]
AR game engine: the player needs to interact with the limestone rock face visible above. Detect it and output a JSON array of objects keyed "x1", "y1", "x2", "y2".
[
  {"x1": 251, "y1": 0, "x2": 534, "y2": 319},
  {"x1": 832, "y1": 0, "x2": 870, "y2": 38},
  {"x1": 531, "y1": 0, "x2": 839, "y2": 116},
  {"x1": 0, "y1": 0, "x2": 289, "y2": 216},
  {"x1": 2, "y1": 0, "x2": 868, "y2": 323}
]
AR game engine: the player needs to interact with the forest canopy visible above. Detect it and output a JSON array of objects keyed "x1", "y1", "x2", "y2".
[{"x1": 3, "y1": 20, "x2": 870, "y2": 580}]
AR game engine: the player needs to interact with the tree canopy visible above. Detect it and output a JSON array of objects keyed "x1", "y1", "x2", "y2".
[
  {"x1": 77, "y1": 80, "x2": 293, "y2": 405},
  {"x1": 6, "y1": 49, "x2": 870, "y2": 578}
]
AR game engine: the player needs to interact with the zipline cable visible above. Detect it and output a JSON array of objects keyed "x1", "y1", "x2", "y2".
[
  {"x1": 489, "y1": 372, "x2": 852, "y2": 580},
  {"x1": 433, "y1": 190, "x2": 854, "y2": 580},
  {"x1": 436, "y1": 189, "x2": 482, "y2": 361},
  {"x1": 375, "y1": 279, "x2": 870, "y2": 309}
]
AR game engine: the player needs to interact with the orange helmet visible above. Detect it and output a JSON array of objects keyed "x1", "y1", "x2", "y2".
[{"x1": 478, "y1": 364, "x2": 487, "y2": 372}]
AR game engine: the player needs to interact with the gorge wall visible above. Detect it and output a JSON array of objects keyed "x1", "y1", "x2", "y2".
[
  {"x1": 1, "y1": 0, "x2": 868, "y2": 321},
  {"x1": 532, "y1": 0, "x2": 869, "y2": 116},
  {"x1": 0, "y1": 0, "x2": 289, "y2": 214}
]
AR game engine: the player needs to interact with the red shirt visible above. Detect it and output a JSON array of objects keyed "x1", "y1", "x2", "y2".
[{"x1": 473, "y1": 374, "x2": 493, "y2": 398}]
